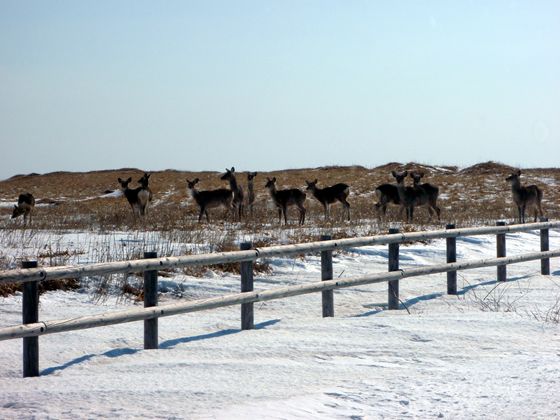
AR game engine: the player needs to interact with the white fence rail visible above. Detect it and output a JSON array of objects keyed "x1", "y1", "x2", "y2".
[{"x1": 0, "y1": 220, "x2": 558, "y2": 377}]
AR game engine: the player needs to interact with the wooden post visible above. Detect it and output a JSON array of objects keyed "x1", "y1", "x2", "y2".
[
  {"x1": 22, "y1": 260, "x2": 39, "y2": 378},
  {"x1": 540, "y1": 217, "x2": 550, "y2": 275},
  {"x1": 496, "y1": 221, "x2": 507, "y2": 282},
  {"x1": 240, "y1": 242, "x2": 254, "y2": 330},
  {"x1": 388, "y1": 228, "x2": 400, "y2": 310},
  {"x1": 446, "y1": 224, "x2": 457, "y2": 295},
  {"x1": 143, "y1": 251, "x2": 158, "y2": 350},
  {"x1": 321, "y1": 234, "x2": 334, "y2": 317}
]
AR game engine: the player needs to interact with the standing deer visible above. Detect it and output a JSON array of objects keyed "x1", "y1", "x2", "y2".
[
  {"x1": 392, "y1": 170, "x2": 440, "y2": 223},
  {"x1": 305, "y1": 179, "x2": 350, "y2": 221},
  {"x1": 264, "y1": 177, "x2": 306, "y2": 225},
  {"x1": 118, "y1": 177, "x2": 151, "y2": 218},
  {"x1": 374, "y1": 183, "x2": 401, "y2": 221},
  {"x1": 11, "y1": 193, "x2": 35, "y2": 225},
  {"x1": 221, "y1": 167, "x2": 244, "y2": 221},
  {"x1": 505, "y1": 170, "x2": 543, "y2": 223},
  {"x1": 187, "y1": 178, "x2": 233, "y2": 223},
  {"x1": 247, "y1": 171, "x2": 258, "y2": 217},
  {"x1": 409, "y1": 171, "x2": 441, "y2": 221},
  {"x1": 138, "y1": 172, "x2": 153, "y2": 214}
]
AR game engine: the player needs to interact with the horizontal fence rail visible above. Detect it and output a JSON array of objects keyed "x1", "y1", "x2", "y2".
[
  {"x1": 1, "y1": 248, "x2": 558, "y2": 342},
  {"x1": 1, "y1": 221, "x2": 559, "y2": 285},
  {"x1": 0, "y1": 219, "x2": 558, "y2": 377}
]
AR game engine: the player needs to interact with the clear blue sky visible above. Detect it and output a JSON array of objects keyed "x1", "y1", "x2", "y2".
[{"x1": 1, "y1": 1, "x2": 558, "y2": 179}]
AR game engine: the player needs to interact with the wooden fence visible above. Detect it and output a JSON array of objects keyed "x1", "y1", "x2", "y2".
[{"x1": 0, "y1": 219, "x2": 558, "y2": 377}]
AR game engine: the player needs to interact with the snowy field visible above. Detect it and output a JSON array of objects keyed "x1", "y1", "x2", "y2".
[{"x1": 1, "y1": 228, "x2": 560, "y2": 419}]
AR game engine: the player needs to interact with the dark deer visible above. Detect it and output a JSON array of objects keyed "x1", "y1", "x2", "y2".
[
  {"x1": 187, "y1": 178, "x2": 233, "y2": 223},
  {"x1": 221, "y1": 167, "x2": 244, "y2": 221},
  {"x1": 138, "y1": 172, "x2": 153, "y2": 214},
  {"x1": 374, "y1": 183, "x2": 401, "y2": 221},
  {"x1": 247, "y1": 171, "x2": 258, "y2": 216},
  {"x1": 305, "y1": 179, "x2": 350, "y2": 221},
  {"x1": 409, "y1": 171, "x2": 441, "y2": 221},
  {"x1": 505, "y1": 170, "x2": 543, "y2": 223},
  {"x1": 392, "y1": 170, "x2": 440, "y2": 223},
  {"x1": 264, "y1": 177, "x2": 306, "y2": 225},
  {"x1": 11, "y1": 193, "x2": 35, "y2": 225},
  {"x1": 118, "y1": 177, "x2": 150, "y2": 218}
]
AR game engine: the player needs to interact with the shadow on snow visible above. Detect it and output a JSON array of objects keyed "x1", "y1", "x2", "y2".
[{"x1": 41, "y1": 319, "x2": 280, "y2": 376}]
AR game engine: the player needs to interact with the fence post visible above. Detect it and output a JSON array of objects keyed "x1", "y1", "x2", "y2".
[
  {"x1": 143, "y1": 251, "x2": 158, "y2": 350},
  {"x1": 22, "y1": 260, "x2": 39, "y2": 378},
  {"x1": 540, "y1": 217, "x2": 550, "y2": 275},
  {"x1": 496, "y1": 221, "x2": 507, "y2": 282},
  {"x1": 446, "y1": 224, "x2": 457, "y2": 295},
  {"x1": 321, "y1": 234, "x2": 334, "y2": 317},
  {"x1": 388, "y1": 228, "x2": 400, "y2": 310},
  {"x1": 240, "y1": 242, "x2": 254, "y2": 330}
]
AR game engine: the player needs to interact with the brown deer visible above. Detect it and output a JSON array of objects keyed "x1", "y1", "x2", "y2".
[
  {"x1": 118, "y1": 177, "x2": 150, "y2": 218},
  {"x1": 247, "y1": 171, "x2": 257, "y2": 216},
  {"x1": 187, "y1": 178, "x2": 233, "y2": 223},
  {"x1": 409, "y1": 171, "x2": 441, "y2": 221},
  {"x1": 505, "y1": 170, "x2": 543, "y2": 223},
  {"x1": 221, "y1": 167, "x2": 244, "y2": 221},
  {"x1": 392, "y1": 170, "x2": 440, "y2": 223},
  {"x1": 138, "y1": 172, "x2": 153, "y2": 213},
  {"x1": 264, "y1": 177, "x2": 306, "y2": 225},
  {"x1": 11, "y1": 193, "x2": 35, "y2": 225},
  {"x1": 305, "y1": 179, "x2": 350, "y2": 221},
  {"x1": 374, "y1": 183, "x2": 401, "y2": 221}
]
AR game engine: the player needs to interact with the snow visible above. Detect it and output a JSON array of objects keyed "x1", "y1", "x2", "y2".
[{"x1": 1, "y1": 228, "x2": 560, "y2": 419}]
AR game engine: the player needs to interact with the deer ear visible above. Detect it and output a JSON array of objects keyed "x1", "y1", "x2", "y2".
[
  {"x1": 127, "y1": 177, "x2": 132, "y2": 183},
  {"x1": 314, "y1": 179, "x2": 318, "y2": 184},
  {"x1": 403, "y1": 170, "x2": 408, "y2": 176},
  {"x1": 231, "y1": 167, "x2": 235, "y2": 172},
  {"x1": 118, "y1": 178, "x2": 122, "y2": 183},
  {"x1": 516, "y1": 169, "x2": 521, "y2": 175}
]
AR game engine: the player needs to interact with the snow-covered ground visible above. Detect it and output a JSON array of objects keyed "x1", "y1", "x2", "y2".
[{"x1": 1, "y1": 228, "x2": 560, "y2": 419}]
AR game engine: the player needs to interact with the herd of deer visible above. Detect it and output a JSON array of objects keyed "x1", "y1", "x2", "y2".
[{"x1": 9, "y1": 168, "x2": 545, "y2": 226}]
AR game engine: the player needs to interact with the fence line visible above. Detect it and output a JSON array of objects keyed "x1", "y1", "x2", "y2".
[
  {"x1": 1, "y1": 221, "x2": 559, "y2": 285},
  {"x1": 2, "y1": 249, "x2": 558, "y2": 342},
  {"x1": 0, "y1": 219, "x2": 557, "y2": 377}
]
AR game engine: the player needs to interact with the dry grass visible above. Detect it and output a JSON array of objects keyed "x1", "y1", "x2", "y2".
[
  {"x1": 1, "y1": 162, "x2": 558, "y2": 233},
  {"x1": 0, "y1": 162, "x2": 558, "y2": 298}
]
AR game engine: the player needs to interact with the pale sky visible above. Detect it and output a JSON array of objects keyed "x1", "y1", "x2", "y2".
[{"x1": 1, "y1": 1, "x2": 559, "y2": 179}]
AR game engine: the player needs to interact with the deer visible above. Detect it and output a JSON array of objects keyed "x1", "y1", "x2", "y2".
[
  {"x1": 374, "y1": 183, "x2": 401, "y2": 221},
  {"x1": 305, "y1": 179, "x2": 350, "y2": 221},
  {"x1": 264, "y1": 177, "x2": 306, "y2": 225},
  {"x1": 247, "y1": 171, "x2": 258, "y2": 217},
  {"x1": 118, "y1": 177, "x2": 151, "y2": 218},
  {"x1": 220, "y1": 167, "x2": 244, "y2": 221},
  {"x1": 409, "y1": 171, "x2": 441, "y2": 221},
  {"x1": 392, "y1": 170, "x2": 440, "y2": 223},
  {"x1": 505, "y1": 170, "x2": 544, "y2": 223},
  {"x1": 11, "y1": 192, "x2": 35, "y2": 225},
  {"x1": 187, "y1": 178, "x2": 233, "y2": 223},
  {"x1": 138, "y1": 172, "x2": 153, "y2": 213}
]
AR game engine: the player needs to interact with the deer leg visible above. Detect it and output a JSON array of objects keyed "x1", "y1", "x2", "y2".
[
  {"x1": 435, "y1": 205, "x2": 441, "y2": 221},
  {"x1": 283, "y1": 205, "x2": 288, "y2": 225},
  {"x1": 300, "y1": 206, "x2": 306, "y2": 225}
]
